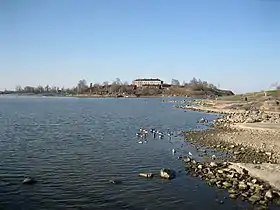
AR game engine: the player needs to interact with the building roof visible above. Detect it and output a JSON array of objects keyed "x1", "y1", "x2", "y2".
[{"x1": 134, "y1": 78, "x2": 162, "y2": 82}]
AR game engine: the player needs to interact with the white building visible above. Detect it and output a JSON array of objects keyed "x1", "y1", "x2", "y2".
[{"x1": 132, "y1": 78, "x2": 163, "y2": 87}]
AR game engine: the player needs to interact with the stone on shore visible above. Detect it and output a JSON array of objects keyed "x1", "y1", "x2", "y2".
[
  {"x1": 184, "y1": 156, "x2": 280, "y2": 208},
  {"x1": 179, "y1": 98, "x2": 280, "y2": 207}
]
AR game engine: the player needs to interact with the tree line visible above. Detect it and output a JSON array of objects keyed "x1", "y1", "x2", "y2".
[
  {"x1": 3, "y1": 77, "x2": 220, "y2": 96},
  {"x1": 171, "y1": 77, "x2": 218, "y2": 90},
  {"x1": 11, "y1": 78, "x2": 132, "y2": 95}
]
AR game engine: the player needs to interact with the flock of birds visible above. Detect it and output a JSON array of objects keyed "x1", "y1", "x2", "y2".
[
  {"x1": 136, "y1": 127, "x2": 194, "y2": 158},
  {"x1": 21, "y1": 127, "x2": 193, "y2": 186},
  {"x1": 136, "y1": 127, "x2": 174, "y2": 144}
]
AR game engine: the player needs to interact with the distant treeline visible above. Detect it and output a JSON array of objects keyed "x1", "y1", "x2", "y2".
[{"x1": 1, "y1": 77, "x2": 234, "y2": 97}]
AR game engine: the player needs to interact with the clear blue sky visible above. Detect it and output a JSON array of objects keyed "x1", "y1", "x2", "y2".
[{"x1": 1, "y1": 0, "x2": 280, "y2": 93}]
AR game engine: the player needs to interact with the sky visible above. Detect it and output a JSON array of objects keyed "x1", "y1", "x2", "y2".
[{"x1": 1, "y1": 0, "x2": 280, "y2": 93}]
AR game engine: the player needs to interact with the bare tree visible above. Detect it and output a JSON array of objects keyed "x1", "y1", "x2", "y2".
[
  {"x1": 77, "y1": 79, "x2": 88, "y2": 93},
  {"x1": 171, "y1": 79, "x2": 180, "y2": 86},
  {"x1": 15, "y1": 85, "x2": 22, "y2": 92},
  {"x1": 23, "y1": 86, "x2": 35, "y2": 93},
  {"x1": 102, "y1": 81, "x2": 109, "y2": 86},
  {"x1": 45, "y1": 85, "x2": 50, "y2": 92},
  {"x1": 113, "y1": 78, "x2": 122, "y2": 85},
  {"x1": 110, "y1": 84, "x2": 120, "y2": 93},
  {"x1": 189, "y1": 77, "x2": 198, "y2": 85},
  {"x1": 50, "y1": 86, "x2": 58, "y2": 93},
  {"x1": 208, "y1": 83, "x2": 217, "y2": 89},
  {"x1": 37, "y1": 85, "x2": 44, "y2": 93}
]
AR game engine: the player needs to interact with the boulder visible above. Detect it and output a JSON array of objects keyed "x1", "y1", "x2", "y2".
[
  {"x1": 238, "y1": 182, "x2": 248, "y2": 190},
  {"x1": 160, "y1": 168, "x2": 176, "y2": 179},
  {"x1": 183, "y1": 157, "x2": 191, "y2": 163},
  {"x1": 210, "y1": 162, "x2": 218, "y2": 167},
  {"x1": 265, "y1": 190, "x2": 273, "y2": 200}
]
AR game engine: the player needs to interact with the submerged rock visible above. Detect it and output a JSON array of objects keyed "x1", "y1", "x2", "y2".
[
  {"x1": 22, "y1": 177, "x2": 37, "y2": 185},
  {"x1": 109, "y1": 179, "x2": 122, "y2": 184}
]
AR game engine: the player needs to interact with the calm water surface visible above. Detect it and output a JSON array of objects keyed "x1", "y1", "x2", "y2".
[{"x1": 0, "y1": 96, "x2": 258, "y2": 210}]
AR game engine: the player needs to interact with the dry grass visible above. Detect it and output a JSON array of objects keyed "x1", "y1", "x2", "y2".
[
  {"x1": 200, "y1": 89, "x2": 280, "y2": 113},
  {"x1": 218, "y1": 89, "x2": 279, "y2": 102}
]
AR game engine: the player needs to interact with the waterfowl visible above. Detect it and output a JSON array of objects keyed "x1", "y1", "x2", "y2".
[{"x1": 136, "y1": 133, "x2": 142, "y2": 137}]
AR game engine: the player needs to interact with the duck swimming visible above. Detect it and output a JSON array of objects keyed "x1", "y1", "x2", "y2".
[
  {"x1": 136, "y1": 133, "x2": 142, "y2": 137},
  {"x1": 150, "y1": 128, "x2": 156, "y2": 133}
]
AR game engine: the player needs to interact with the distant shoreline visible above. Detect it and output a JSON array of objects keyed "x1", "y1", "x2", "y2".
[{"x1": 0, "y1": 93, "x2": 198, "y2": 99}]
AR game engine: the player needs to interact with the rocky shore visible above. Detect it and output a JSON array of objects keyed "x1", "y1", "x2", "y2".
[
  {"x1": 177, "y1": 99, "x2": 280, "y2": 159},
  {"x1": 184, "y1": 156, "x2": 280, "y2": 208},
  {"x1": 178, "y1": 98, "x2": 280, "y2": 208},
  {"x1": 184, "y1": 128, "x2": 279, "y2": 164}
]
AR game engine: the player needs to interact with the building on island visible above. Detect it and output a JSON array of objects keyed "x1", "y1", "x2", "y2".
[{"x1": 132, "y1": 78, "x2": 163, "y2": 88}]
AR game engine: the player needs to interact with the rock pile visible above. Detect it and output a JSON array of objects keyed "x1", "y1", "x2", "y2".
[
  {"x1": 178, "y1": 100, "x2": 280, "y2": 124},
  {"x1": 184, "y1": 157, "x2": 280, "y2": 208},
  {"x1": 260, "y1": 100, "x2": 280, "y2": 112},
  {"x1": 184, "y1": 129, "x2": 278, "y2": 164},
  {"x1": 22, "y1": 177, "x2": 37, "y2": 185},
  {"x1": 215, "y1": 110, "x2": 280, "y2": 124}
]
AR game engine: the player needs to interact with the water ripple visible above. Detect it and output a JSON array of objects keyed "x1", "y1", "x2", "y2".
[{"x1": 0, "y1": 97, "x2": 257, "y2": 210}]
